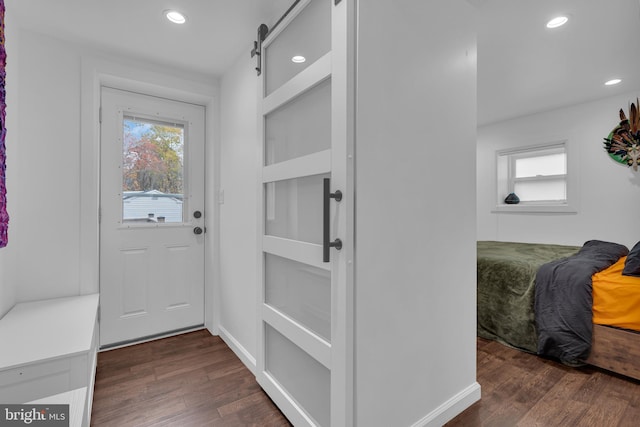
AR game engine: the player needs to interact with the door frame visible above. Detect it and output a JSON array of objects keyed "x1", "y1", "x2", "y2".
[
  {"x1": 79, "y1": 57, "x2": 219, "y2": 334},
  {"x1": 98, "y1": 87, "x2": 207, "y2": 347}
]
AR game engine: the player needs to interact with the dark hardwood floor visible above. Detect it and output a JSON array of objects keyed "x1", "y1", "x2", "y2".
[
  {"x1": 92, "y1": 330, "x2": 640, "y2": 426},
  {"x1": 91, "y1": 329, "x2": 291, "y2": 427},
  {"x1": 447, "y1": 338, "x2": 640, "y2": 426}
]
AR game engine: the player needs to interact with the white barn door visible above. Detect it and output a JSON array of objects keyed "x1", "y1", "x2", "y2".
[{"x1": 256, "y1": 0, "x2": 353, "y2": 425}]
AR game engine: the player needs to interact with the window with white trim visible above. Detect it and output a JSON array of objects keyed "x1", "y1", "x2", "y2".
[{"x1": 496, "y1": 142, "x2": 575, "y2": 212}]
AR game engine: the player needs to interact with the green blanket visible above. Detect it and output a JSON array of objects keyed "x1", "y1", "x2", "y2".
[{"x1": 477, "y1": 241, "x2": 580, "y2": 352}]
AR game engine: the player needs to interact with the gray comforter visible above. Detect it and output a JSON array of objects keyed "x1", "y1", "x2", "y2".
[{"x1": 534, "y1": 240, "x2": 628, "y2": 365}]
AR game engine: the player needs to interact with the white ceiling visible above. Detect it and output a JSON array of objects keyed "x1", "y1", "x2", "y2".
[
  {"x1": 7, "y1": 0, "x2": 640, "y2": 125},
  {"x1": 7, "y1": 0, "x2": 292, "y2": 77},
  {"x1": 477, "y1": 0, "x2": 640, "y2": 125}
]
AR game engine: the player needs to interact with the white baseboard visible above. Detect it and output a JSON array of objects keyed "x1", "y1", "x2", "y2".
[
  {"x1": 216, "y1": 325, "x2": 480, "y2": 426},
  {"x1": 410, "y1": 382, "x2": 481, "y2": 427},
  {"x1": 217, "y1": 325, "x2": 257, "y2": 375}
]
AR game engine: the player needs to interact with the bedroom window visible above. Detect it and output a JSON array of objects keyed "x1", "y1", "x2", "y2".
[{"x1": 495, "y1": 141, "x2": 576, "y2": 213}]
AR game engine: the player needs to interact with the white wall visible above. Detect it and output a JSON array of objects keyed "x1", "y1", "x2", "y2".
[
  {"x1": 11, "y1": 29, "x2": 82, "y2": 302},
  {"x1": 217, "y1": 51, "x2": 260, "y2": 368},
  {"x1": 477, "y1": 90, "x2": 640, "y2": 249},
  {"x1": 0, "y1": 252, "x2": 11, "y2": 318},
  {"x1": 355, "y1": 1, "x2": 479, "y2": 426}
]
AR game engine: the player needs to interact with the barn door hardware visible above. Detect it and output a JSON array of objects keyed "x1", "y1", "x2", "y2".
[
  {"x1": 323, "y1": 178, "x2": 343, "y2": 262},
  {"x1": 250, "y1": 24, "x2": 269, "y2": 76},
  {"x1": 251, "y1": 0, "x2": 304, "y2": 76}
]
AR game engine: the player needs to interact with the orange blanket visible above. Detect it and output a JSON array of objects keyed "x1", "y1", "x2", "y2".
[{"x1": 592, "y1": 256, "x2": 640, "y2": 331}]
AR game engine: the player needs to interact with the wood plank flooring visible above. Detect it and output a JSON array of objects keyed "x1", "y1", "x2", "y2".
[
  {"x1": 91, "y1": 329, "x2": 291, "y2": 427},
  {"x1": 447, "y1": 338, "x2": 640, "y2": 426},
  {"x1": 92, "y1": 331, "x2": 640, "y2": 426}
]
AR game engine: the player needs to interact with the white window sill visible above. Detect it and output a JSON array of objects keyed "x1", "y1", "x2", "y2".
[{"x1": 492, "y1": 204, "x2": 577, "y2": 214}]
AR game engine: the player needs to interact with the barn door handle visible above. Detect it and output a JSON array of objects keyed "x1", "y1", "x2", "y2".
[{"x1": 323, "y1": 178, "x2": 342, "y2": 263}]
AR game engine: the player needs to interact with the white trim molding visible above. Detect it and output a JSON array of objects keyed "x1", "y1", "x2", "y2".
[
  {"x1": 493, "y1": 139, "x2": 579, "y2": 214},
  {"x1": 79, "y1": 55, "x2": 219, "y2": 331},
  {"x1": 217, "y1": 325, "x2": 257, "y2": 375},
  {"x1": 410, "y1": 382, "x2": 481, "y2": 427}
]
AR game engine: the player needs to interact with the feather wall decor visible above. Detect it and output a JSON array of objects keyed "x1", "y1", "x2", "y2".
[{"x1": 603, "y1": 99, "x2": 640, "y2": 171}]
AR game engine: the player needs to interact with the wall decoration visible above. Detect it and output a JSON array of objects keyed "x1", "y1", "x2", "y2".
[
  {"x1": 0, "y1": 0, "x2": 7, "y2": 248},
  {"x1": 603, "y1": 99, "x2": 640, "y2": 171}
]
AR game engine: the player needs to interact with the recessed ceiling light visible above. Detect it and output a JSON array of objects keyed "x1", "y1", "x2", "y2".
[
  {"x1": 291, "y1": 55, "x2": 306, "y2": 64},
  {"x1": 546, "y1": 16, "x2": 568, "y2": 28},
  {"x1": 165, "y1": 10, "x2": 187, "y2": 24},
  {"x1": 605, "y1": 78, "x2": 622, "y2": 86}
]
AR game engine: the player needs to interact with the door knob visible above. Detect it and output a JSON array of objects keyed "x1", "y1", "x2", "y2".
[{"x1": 193, "y1": 226, "x2": 204, "y2": 235}]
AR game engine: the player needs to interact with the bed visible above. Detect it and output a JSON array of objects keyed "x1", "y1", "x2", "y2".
[{"x1": 478, "y1": 240, "x2": 640, "y2": 381}]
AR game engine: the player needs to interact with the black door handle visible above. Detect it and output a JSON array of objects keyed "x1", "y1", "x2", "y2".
[
  {"x1": 194, "y1": 226, "x2": 203, "y2": 235},
  {"x1": 323, "y1": 178, "x2": 342, "y2": 262}
]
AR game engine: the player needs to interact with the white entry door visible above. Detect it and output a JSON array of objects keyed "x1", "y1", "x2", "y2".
[
  {"x1": 99, "y1": 87, "x2": 206, "y2": 347},
  {"x1": 257, "y1": 0, "x2": 352, "y2": 426}
]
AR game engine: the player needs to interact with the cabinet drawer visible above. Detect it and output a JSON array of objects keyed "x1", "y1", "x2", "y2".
[
  {"x1": 0, "y1": 358, "x2": 72, "y2": 403},
  {"x1": 0, "y1": 353, "x2": 91, "y2": 404},
  {"x1": 0, "y1": 358, "x2": 70, "y2": 386}
]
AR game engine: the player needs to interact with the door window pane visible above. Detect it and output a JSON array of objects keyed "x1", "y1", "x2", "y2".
[
  {"x1": 265, "y1": 253, "x2": 331, "y2": 340},
  {"x1": 265, "y1": 173, "x2": 328, "y2": 244},
  {"x1": 122, "y1": 117, "x2": 184, "y2": 223},
  {"x1": 265, "y1": 0, "x2": 331, "y2": 95},
  {"x1": 265, "y1": 324, "x2": 330, "y2": 427},
  {"x1": 265, "y1": 79, "x2": 331, "y2": 165}
]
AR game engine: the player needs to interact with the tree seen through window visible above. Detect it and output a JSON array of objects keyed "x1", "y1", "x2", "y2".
[{"x1": 121, "y1": 117, "x2": 185, "y2": 223}]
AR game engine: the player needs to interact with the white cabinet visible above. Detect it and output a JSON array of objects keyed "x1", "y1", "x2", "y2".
[
  {"x1": 0, "y1": 294, "x2": 99, "y2": 426},
  {"x1": 29, "y1": 387, "x2": 88, "y2": 427}
]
